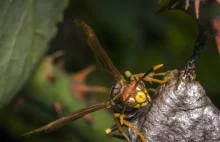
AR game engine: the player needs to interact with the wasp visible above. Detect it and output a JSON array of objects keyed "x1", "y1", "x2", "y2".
[{"x1": 22, "y1": 20, "x2": 171, "y2": 142}]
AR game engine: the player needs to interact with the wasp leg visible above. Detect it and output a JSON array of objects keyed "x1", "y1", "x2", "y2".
[
  {"x1": 119, "y1": 114, "x2": 147, "y2": 142},
  {"x1": 134, "y1": 64, "x2": 171, "y2": 81},
  {"x1": 126, "y1": 64, "x2": 166, "y2": 81},
  {"x1": 105, "y1": 125, "x2": 127, "y2": 140},
  {"x1": 119, "y1": 114, "x2": 126, "y2": 125},
  {"x1": 146, "y1": 64, "x2": 170, "y2": 84},
  {"x1": 153, "y1": 72, "x2": 167, "y2": 76},
  {"x1": 105, "y1": 113, "x2": 131, "y2": 141},
  {"x1": 138, "y1": 64, "x2": 164, "y2": 76},
  {"x1": 123, "y1": 119, "x2": 147, "y2": 142},
  {"x1": 114, "y1": 115, "x2": 130, "y2": 141},
  {"x1": 147, "y1": 88, "x2": 156, "y2": 93},
  {"x1": 143, "y1": 75, "x2": 171, "y2": 84},
  {"x1": 152, "y1": 64, "x2": 163, "y2": 71}
]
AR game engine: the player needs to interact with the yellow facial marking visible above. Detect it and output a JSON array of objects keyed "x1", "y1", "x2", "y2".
[
  {"x1": 128, "y1": 97, "x2": 135, "y2": 102},
  {"x1": 133, "y1": 104, "x2": 140, "y2": 108},
  {"x1": 135, "y1": 91, "x2": 146, "y2": 104},
  {"x1": 141, "y1": 102, "x2": 148, "y2": 107},
  {"x1": 136, "y1": 86, "x2": 141, "y2": 91}
]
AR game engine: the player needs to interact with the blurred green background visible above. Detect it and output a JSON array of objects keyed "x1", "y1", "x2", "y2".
[{"x1": 0, "y1": 0, "x2": 220, "y2": 142}]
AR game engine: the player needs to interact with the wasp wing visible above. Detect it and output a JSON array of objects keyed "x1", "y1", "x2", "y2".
[
  {"x1": 23, "y1": 101, "x2": 111, "y2": 137},
  {"x1": 76, "y1": 20, "x2": 123, "y2": 80}
]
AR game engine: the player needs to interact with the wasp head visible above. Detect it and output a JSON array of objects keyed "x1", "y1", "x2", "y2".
[{"x1": 109, "y1": 71, "x2": 151, "y2": 109}]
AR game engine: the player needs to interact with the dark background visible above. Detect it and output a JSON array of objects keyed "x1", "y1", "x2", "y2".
[{"x1": 0, "y1": 0, "x2": 220, "y2": 142}]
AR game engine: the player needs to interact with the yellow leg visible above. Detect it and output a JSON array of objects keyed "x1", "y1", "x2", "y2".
[
  {"x1": 105, "y1": 126, "x2": 127, "y2": 140},
  {"x1": 153, "y1": 64, "x2": 163, "y2": 70},
  {"x1": 147, "y1": 88, "x2": 156, "y2": 92},
  {"x1": 114, "y1": 116, "x2": 130, "y2": 141},
  {"x1": 153, "y1": 72, "x2": 167, "y2": 76},
  {"x1": 119, "y1": 114, "x2": 147, "y2": 142},
  {"x1": 133, "y1": 64, "x2": 167, "y2": 80},
  {"x1": 105, "y1": 114, "x2": 131, "y2": 141},
  {"x1": 119, "y1": 114, "x2": 126, "y2": 125},
  {"x1": 123, "y1": 120, "x2": 147, "y2": 142},
  {"x1": 143, "y1": 75, "x2": 171, "y2": 84},
  {"x1": 126, "y1": 64, "x2": 171, "y2": 85}
]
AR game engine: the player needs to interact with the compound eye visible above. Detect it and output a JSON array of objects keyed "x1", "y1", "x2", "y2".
[
  {"x1": 133, "y1": 104, "x2": 140, "y2": 108},
  {"x1": 135, "y1": 91, "x2": 146, "y2": 104},
  {"x1": 109, "y1": 82, "x2": 122, "y2": 98}
]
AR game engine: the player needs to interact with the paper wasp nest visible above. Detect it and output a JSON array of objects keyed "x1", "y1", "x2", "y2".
[{"x1": 129, "y1": 70, "x2": 220, "y2": 142}]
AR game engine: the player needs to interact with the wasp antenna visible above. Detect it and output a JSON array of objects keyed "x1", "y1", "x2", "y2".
[
  {"x1": 134, "y1": 67, "x2": 153, "y2": 88},
  {"x1": 140, "y1": 67, "x2": 154, "y2": 81}
]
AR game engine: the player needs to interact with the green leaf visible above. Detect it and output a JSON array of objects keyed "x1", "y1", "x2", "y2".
[{"x1": 0, "y1": 0, "x2": 68, "y2": 108}]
